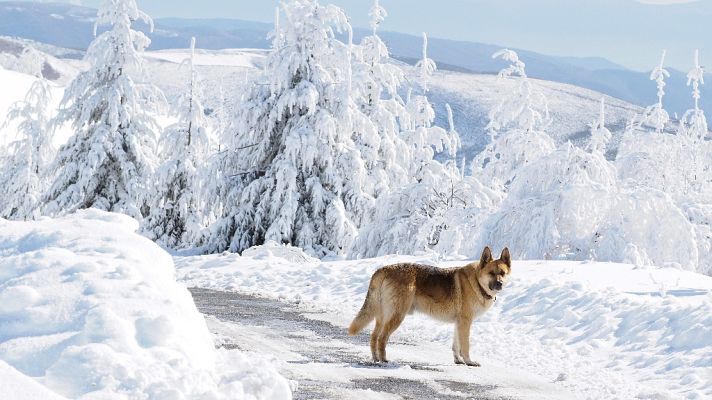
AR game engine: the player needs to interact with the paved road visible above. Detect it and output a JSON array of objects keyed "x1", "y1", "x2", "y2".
[{"x1": 190, "y1": 288, "x2": 567, "y2": 400}]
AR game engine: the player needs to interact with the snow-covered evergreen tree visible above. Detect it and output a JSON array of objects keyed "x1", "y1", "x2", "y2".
[
  {"x1": 143, "y1": 38, "x2": 211, "y2": 248},
  {"x1": 587, "y1": 97, "x2": 612, "y2": 155},
  {"x1": 402, "y1": 33, "x2": 459, "y2": 183},
  {"x1": 679, "y1": 49, "x2": 707, "y2": 142},
  {"x1": 351, "y1": 33, "x2": 466, "y2": 258},
  {"x1": 643, "y1": 50, "x2": 670, "y2": 133},
  {"x1": 415, "y1": 32, "x2": 437, "y2": 93},
  {"x1": 352, "y1": 168, "x2": 500, "y2": 259},
  {"x1": 0, "y1": 78, "x2": 54, "y2": 220},
  {"x1": 349, "y1": 0, "x2": 411, "y2": 199},
  {"x1": 345, "y1": 12, "x2": 466, "y2": 258},
  {"x1": 208, "y1": 0, "x2": 372, "y2": 256},
  {"x1": 43, "y1": 0, "x2": 163, "y2": 219},
  {"x1": 486, "y1": 143, "x2": 697, "y2": 269},
  {"x1": 486, "y1": 49, "x2": 550, "y2": 135},
  {"x1": 472, "y1": 49, "x2": 554, "y2": 191},
  {"x1": 618, "y1": 51, "x2": 709, "y2": 197}
]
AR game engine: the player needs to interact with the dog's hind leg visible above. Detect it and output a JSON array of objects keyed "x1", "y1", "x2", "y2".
[
  {"x1": 452, "y1": 327, "x2": 465, "y2": 364},
  {"x1": 370, "y1": 319, "x2": 382, "y2": 362},
  {"x1": 377, "y1": 312, "x2": 407, "y2": 363},
  {"x1": 457, "y1": 316, "x2": 480, "y2": 367}
]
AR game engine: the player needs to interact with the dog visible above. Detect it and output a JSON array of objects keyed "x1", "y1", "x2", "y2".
[{"x1": 348, "y1": 246, "x2": 511, "y2": 366}]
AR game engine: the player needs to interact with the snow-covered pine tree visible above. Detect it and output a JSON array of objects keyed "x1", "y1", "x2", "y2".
[
  {"x1": 351, "y1": 169, "x2": 500, "y2": 259},
  {"x1": 350, "y1": 0, "x2": 412, "y2": 199},
  {"x1": 643, "y1": 50, "x2": 671, "y2": 133},
  {"x1": 674, "y1": 49, "x2": 709, "y2": 194},
  {"x1": 587, "y1": 97, "x2": 612, "y2": 155},
  {"x1": 0, "y1": 78, "x2": 54, "y2": 220},
  {"x1": 472, "y1": 49, "x2": 555, "y2": 191},
  {"x1": 402, "y1": 33, "x2": 460, "y2": 183},
  {"x1": 486, "y1": 49, "x2": 550, "y2": 135},
  {"x1": 43, "y1": 0, "x2": 163, "y2": 219},
  {"x1": 143, "y1": 38, "x2": 211, "y2": 248},
  {"x1": 679, "y1": 49, "x2": 708, "y2": 142},
  {"x1": 415, "y1": 32, "x2": 437, "y2": 94},
  {"x1": 352, "y1": 34, "x2": 473, "y2": 259},
  {"x1": 619, "y1": 50, "x2": 710, "y2": 197},
  {"x1": 484, "y1": 141, "x2": 698, "y2": 269},
  {"x1": 208, "y1": 0, "x2": 376, "y2": 256}
]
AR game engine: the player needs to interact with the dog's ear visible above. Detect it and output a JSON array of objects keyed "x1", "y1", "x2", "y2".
[
  {"x1": 501, "y1": 247, "x2": 511, "y2": 268},
  {"x1": 480, "y1": 246, "x2": 493, "y2": 266}
]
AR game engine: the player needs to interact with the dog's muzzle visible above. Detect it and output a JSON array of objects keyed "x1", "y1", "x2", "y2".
[{"x1": 492, "y1": 281, "x2": 503, "y2": 291}]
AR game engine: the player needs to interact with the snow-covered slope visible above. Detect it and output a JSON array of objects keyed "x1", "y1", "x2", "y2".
[
  {"x1": 176, "y1": 247, "x2": 712, "y2": 400},
  {"x1": 1, "y1": 41, "x2": 647, "y2": 163},
  {"x1": 426, "y1": 70, "x2": 641, "y2": 160},
  {"x1": 0, "y1": 210, "x2": 291, "y2": 399},
  {"x1": 134, "y1": 48, "x2": 644, "y2": 163},
  {"x1": 1, "y1": 1, "x2": 709, "y2": 118},
  {"x1": 144, "y1": 48, "x2": 267, "y2": 68},
  {"x1": 0, "y1": 360, "x2": 67, "y2": 400},
  {"x1": 0, "y1": 36, "x2": 77, "y2": 85}
]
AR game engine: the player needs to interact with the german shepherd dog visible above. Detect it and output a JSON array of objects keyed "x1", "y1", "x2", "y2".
[{"x1": 348, "y1": 247, "x2": 511, "y2": 366}]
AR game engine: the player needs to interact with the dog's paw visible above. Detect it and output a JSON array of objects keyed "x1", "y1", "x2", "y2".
[
  {"x1": 465, "y1": 360, "x2": 481, "y2": 367},
  {"x1": 454, "y1": 359, "x2": 465, "y2": 365}
]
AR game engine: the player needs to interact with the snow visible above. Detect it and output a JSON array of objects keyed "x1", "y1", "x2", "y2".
[
  {"x1": 0, "y1": 360, "x2": 67, "y2": 400},
  {"x1": 2, "y1": 12, "x2": 711, "y2": 399},
  {"x1": 144, "y1": 48, "x2": 267, "y2": 68},
  {"x1": 203, "y1": 312, "x2": 569, "y2": 400},
  {"x1": 0, "y1": 67, "x2": 69, "y2": 147},
  {"x1": 426, "y1": 69, "x2": 641, "y2": 159},
  {"x1": 0, "y1": 67, "x2": 36, "y2": 142},
  {"x1": 176, "y1": 249, "x2": 712, "y2": 400},
  {"x1": 0, "y1": 210, "x2": 291, "y2": 399},
  {"x1": 0, "y1": 37, "x2": 77, "y2": 85}
]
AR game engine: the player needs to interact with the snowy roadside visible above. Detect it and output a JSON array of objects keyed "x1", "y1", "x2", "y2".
[
  {"x1": 176, "y1": 243, "x2": 712, "y2": 400},
  {"x1": 0, "y1": 211, "x2": 291, "y2": 400}
]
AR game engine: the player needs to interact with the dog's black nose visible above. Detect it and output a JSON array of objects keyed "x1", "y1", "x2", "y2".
[{"x1": 493, "y1": 282, "x2": 503, "y2": 291}]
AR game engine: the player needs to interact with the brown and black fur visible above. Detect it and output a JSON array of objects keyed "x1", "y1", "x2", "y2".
[{"x1": 348, "y1": 247, "x2": 512, "y2": 366}]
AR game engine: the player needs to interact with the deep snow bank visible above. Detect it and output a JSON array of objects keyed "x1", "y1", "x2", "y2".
[
  {"x1": 0, "y1": 360, "x2": 67, "y2": 400},
  {"x1": 0, "y1": 210, "x2": 291, "y2": 399},
  {"x1": 176, "y1": 249, "x2": 712, "y2": 400}
]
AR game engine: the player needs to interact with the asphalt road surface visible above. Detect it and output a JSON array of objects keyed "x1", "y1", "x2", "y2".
[{"x1": 190, "y1": 288, "x2": 570, "y2": 400}]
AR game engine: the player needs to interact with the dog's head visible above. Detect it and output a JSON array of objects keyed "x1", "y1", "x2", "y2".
[{"x1": 477, "y1": 246, "x2": 512, "y2": 293}]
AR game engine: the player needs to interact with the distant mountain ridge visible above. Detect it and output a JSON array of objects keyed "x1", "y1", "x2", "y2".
[{"x1": 0, "y1": 1, "x2": 708, "y2": 117}]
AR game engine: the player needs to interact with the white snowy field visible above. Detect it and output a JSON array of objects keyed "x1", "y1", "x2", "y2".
[
  {"x1": 426, "y1": 69, "x2": 642, "y2": 157},
  {"x1": 143, "y1": 48, "x2": 267, "y2": 68},
  {"x1": 177, "y1": 243, "x2": 712, "y2": 400},
  {"x1": 0, "y1": 211, "x2": 291, "y2": 400}
]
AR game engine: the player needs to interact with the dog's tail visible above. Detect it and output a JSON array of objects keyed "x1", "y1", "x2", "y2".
[{"x1": 348, "y1": 270, "x2": 383, "y2": 335}]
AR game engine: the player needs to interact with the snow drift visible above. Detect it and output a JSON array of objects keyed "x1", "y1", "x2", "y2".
[{"x1": 0, "y1": 210, "x2": 291, "y2": 399}]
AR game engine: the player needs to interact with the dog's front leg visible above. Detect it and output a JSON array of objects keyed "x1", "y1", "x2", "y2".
[
  {"x1": 452, "y1": 327, "x2": 465, "y2": 364},
  {"x1": 457, "y1": 317, "x2": 480, "y2": 367}
]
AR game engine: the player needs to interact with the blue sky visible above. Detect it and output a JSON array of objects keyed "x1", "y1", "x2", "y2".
[{"x1": 36, "y1": 0, "x2": 710, "y2": 72}]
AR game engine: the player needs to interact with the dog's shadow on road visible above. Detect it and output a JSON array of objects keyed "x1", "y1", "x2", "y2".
[{"x1": 350, "y1": 360, "x2": 444, "y2": 372}]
